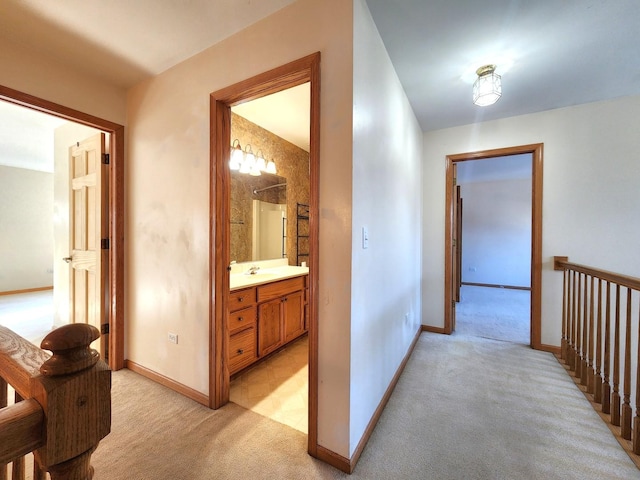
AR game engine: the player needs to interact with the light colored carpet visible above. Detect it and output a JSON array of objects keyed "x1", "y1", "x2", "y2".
[
  {"x1": 86, "y1": 332, "x2": 640, "y2": 479},
  {"x1": 456, "y1": 285, "x2": 530, "y2": 344}
]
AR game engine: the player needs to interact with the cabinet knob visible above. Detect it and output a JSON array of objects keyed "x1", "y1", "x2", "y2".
[
  {"x1": 238, "y1": 317, "x2": 243, "y2": 321},
  {"x1": 238, "y1": 297, "x2": 244, "y2": 302},
  {"x1": 237, "y1": 349, "x2": 244, "y2": 355}
]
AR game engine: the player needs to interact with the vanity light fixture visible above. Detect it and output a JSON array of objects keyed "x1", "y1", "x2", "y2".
[
  {"x1": 229, "y1": 140, "x2": 278, "y2": 176},
  {"x1": 473, "y1": 64, "x2": 502, "y2": 106}
]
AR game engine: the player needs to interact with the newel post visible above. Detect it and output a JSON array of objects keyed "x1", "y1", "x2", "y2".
[{"x1": 33, "y1": 324, "x2": 111, "y2": 480}]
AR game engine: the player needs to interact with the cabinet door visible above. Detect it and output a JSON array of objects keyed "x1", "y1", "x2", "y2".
[
  {"x1": 283, "y1": 291, "x2": 304, "y2": 343},
  {"x1": 258, "y1": 298, "x2": 283, "y2": 357}
]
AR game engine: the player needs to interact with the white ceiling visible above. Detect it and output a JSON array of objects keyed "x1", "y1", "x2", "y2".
[{"x1": 2, "y1": 0, "x2": 639, "y2": 171}]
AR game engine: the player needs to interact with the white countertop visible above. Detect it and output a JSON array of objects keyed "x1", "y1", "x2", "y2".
[{"x1": 230, "y1": 262, "x2": 309, "y2": 291}]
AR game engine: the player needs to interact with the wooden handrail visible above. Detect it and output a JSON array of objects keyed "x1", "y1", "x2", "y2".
[
  {"x1": 554, "y1": 257, "x2": 640, "y2": 291},
  {"x1": 554, "y1": 256, "x2": 640, "y2": 468},
  {"x1": 0, "y1": 324, "x2": 111, "y2": 479}
]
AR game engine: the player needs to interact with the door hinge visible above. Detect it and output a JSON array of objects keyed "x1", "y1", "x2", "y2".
[
  {"x1": 453, "y1": 238, "x2": 457, "y2": 247},
  {"x1": 453, "y1": 177, "x2": 457, "y2": 186},
  {"x1": 101, "y1": 238, "x2": 110, "y2": 250},
  {"x1": 102, "y1": 153, "x2": 110, "y2": 165},
  {"x1": 101, "y1": 323, "x2": 110, "y2": 335}
]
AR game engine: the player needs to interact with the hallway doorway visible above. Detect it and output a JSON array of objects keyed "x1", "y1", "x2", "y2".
[{"x1": 444, "y1": 144, "x2": 544, "y2": 349}]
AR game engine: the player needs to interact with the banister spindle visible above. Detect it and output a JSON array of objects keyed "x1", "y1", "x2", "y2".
[
  {"x1": 594, "y1": 278, "x2": 604, "y2": 404},
  {"x1": 568, "y1": 271, "x2": 576, "y2": 370},
  {"x1": 1, "y1": 376, "x2": 6, "y2": 480},
  {"x1": 587, "y1": 276, "x2": 596, "y2": 394},
  {"x1": 603, "y1": 281, "x2": 612, "y2": 415},
  {"x1": 621, "y1": 288, "x2": 633, "y2": 440},
  {"x1": 576, "y1": 273, "x2": 583, "y2": 379},
  {"x1": 612, "y1": 284, "x2": 622, "y2": 426},
  {"x1": 633, "y1": 300, "x2": 640, "y2": 454},
  {"x1": 581, "y1": 275, "x2": 590, "y2": 387},
  {"x1": 561, "y1": 269, "x2": 568, "y2": 360}
]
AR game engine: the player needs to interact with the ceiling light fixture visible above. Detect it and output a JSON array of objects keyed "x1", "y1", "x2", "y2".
[{"x1": 473, "y1": 64, "x2": 501, "y2": 106}]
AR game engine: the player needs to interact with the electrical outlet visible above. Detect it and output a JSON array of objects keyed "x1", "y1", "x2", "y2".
[{"x1": 168, "y1": 332, "x2": 178, "y2": 344}]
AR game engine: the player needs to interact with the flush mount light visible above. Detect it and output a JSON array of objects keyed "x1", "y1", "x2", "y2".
[{"x1": 473, "y1": 64, "x2": 502, "y2": 106}]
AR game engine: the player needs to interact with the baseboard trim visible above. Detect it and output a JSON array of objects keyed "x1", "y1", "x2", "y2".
[
  {"x1": 536, "y1": 343, "x2": 561, "y2": 355},
  {"x1": 347, "y1": 326, "x2": 423, "y2": 473},
  {"x1": 0, "y1": 286, "x2": 53, "y2": 296},
  {"x1": 315, "y1": 445, "x2": 351, "y2": 474},
  {"x1": 461, "y1": 282, "x2": 531, "y2": 291},
  {"x1": 422, "y1": 325, "x2": 448, "y2": 334},
  {"x1": 125, "y1": 360, "x2": 209, "y2": 407}
]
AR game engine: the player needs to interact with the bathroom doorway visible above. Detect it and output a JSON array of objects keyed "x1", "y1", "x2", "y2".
[{"x1": 209, "y1": 53, "x2": 320, "y2": 454}]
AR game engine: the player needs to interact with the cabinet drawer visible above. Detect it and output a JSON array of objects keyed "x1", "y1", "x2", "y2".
[
  {"x1": 257, "y1": 276, "x2": 305, "y2": 303},
  {"x1": 229, "y1": 287, "x2": 256, "y2": 312},
  {"x1": 229, "y1": 306, "x2": 256, "y2": 335},
  {"x1": 229, "y1": 327, "x2": 257, "y2": 374}
]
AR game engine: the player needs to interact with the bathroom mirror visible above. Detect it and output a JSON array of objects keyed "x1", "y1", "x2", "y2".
[{"x1": 230, "y1": 171, "x2": 287, "y2": 263}]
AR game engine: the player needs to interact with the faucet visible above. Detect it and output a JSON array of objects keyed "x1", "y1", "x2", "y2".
[{"x1": 246, "y1": 265, "x2": 260, "y2": 275}]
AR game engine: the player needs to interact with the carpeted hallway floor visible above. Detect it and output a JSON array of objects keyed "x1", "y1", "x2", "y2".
[{"x1": 87, "y1": 331, "x2": 639, "y2": 479}]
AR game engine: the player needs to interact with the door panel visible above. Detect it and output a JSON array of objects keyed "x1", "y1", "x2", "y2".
[{"x1": 68, "y1": 133, "x2": 107, "y2": 354}]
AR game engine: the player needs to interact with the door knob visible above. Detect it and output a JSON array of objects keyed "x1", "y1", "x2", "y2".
[{"x1": 63, "y1": 257, "x2": 72, "y2": 264}]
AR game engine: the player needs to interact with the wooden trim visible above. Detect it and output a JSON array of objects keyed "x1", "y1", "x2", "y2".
[
  {"x1": 125, "y1": 360, "x2": 209, "y2": 407},
  {"x1": 209, "y1": 53, "x2": 321, "y2": 458},
  {"x1": 0, "y1": 85, "x2": 125, "y2": 371},
  {"x1": 315, "y1": 446, "x2": 351, "y2": 474},
  {"x1": 444, "y1": 144, "x2": 544, "y2": 350},
  {"x1": 461, "y1": 282, "x2": 531, "y2": 291},
  {"x1": 0, "y1": 287, "x2": 53, "y2": 296},
  {"x1": 538, "y1": 343, "x2": 561, "y2": 355},
  {"x1": 422, "y1": 325, "x2": 448, "y2": 334},
  {"x1": 348, "y1": 327, "x2": 423, "y2": 472}
]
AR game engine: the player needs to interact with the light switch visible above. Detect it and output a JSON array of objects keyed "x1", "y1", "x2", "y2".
[{"x1": 362, "y1": 226, "x2": 369, "y2": 249}]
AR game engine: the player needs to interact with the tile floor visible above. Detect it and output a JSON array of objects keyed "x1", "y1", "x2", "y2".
[{"x1": 230, "y1": 334, "x2": 308, "y2": 434}]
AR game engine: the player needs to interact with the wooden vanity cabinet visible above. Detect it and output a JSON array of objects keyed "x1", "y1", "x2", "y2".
[{"x1": 229, "y1": 275, "x2": 307, "y2": 375}]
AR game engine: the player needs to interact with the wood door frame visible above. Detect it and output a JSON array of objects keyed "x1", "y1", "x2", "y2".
[
  {"x1": 0, "y1": 84, "x2": 125, "y2": 369},
  {"x1": 444, "y1": 143, "x2": 544, "y2": 349},
  {"x1": 209, "y1": 53, "x2": 321, "y2": 456}
]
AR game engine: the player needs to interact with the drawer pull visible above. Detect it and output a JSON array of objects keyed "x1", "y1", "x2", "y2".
[
  {"x1": 237, "y1": 349, "x2": 244, "y2": 355},
  {"x1": 238, "y1": 317, "x2": 243, "y2": 321},
  {"x1": 238, "y1": 297, "x2": 244, "y2": 303}
]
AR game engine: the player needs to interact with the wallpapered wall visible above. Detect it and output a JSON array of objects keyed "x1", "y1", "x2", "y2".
[{"x1": 230, "y1": 112, "x2": 310, "y2": 264}]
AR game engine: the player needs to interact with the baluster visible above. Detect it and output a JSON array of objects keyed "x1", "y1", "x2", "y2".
[
  {"x1": 580, "y1": 275, "x2": 593, "y2": 392},
  {"x1": 568, "y1": 271, "x2": 576, "y2": 369},
  {"x1": 603, "y1": 281, "x2": 612, "y2": 414},
  {"x1": 11, "y1": 393, "x2": 25, "y2": 480},
  {"x1": 1, "y1": 376, "x2": 6, "y2": 480},
  {"x1": 561, "y1": 269, "x2": 568, "y2": 360},
  {"x1": 612, "y1": 284, "x2": 621, "y2": 426},
  {"x1": 633, "y1": 299, "x2": 640, "y2": 454},
  {"x1": 575, "y1": 273, "x2": 583, "y2": 378},
  {"x1": 594, "y1": 278, "x2": 604, "y2": 404},
  {"x1": 587, "y1": 276, "x2": 596, "y2": 393},
  {"x1": 621, "y1": 288, "x2": 633, "y2": 440}
]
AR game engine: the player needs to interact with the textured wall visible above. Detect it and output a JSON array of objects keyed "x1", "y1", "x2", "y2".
[{"x1": 230, "y1": 112, "x2": 309, "y2": 264}]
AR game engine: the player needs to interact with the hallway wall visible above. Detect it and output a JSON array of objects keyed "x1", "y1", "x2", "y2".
[{"x1": 422, "y1": 94, "x2": 640, "y2": 346}]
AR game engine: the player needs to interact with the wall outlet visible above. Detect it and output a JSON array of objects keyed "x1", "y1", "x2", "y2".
[
  {"x1": 168, "y1": 332, "x2": 178, "y2": 344},
  {"x1": 362, "y1": 226, "x2": 369, "y2": 249}
]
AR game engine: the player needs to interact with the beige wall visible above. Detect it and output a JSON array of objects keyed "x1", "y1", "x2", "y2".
[
  {"x1": 0, "y1": 36, "x2": 126, "y2": 125},
  {"x1": 422, "y1": 95, "x2": 640, "y2": 346},
  {"x1": 0, "y1": 166, "x2": 53, "y2": 292},
  {"x1": 125, "y1": 0, "x2": 353, "y2": 456}
]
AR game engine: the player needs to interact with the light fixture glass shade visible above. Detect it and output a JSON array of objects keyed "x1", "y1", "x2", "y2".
[
  {"x1": 473, "y1": 65, "x2": 502, "y2": 106},
  {"x1": 255, "y1": 151, "x2": 267, "y2": 172},
  {"x1": 229, "y1": 139, "x2": 243, "y2": 170},
  {"x1": 265, "y1": 159, "x2": 277, "y2": 174}
]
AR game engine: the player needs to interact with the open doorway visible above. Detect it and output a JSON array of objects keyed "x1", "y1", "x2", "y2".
[
  {"x1": 0, "y1": 85, "x2": 125, "y2": 369},
  {"x1": 209, "y1": 53, "x2": 320, "y2": 455},
  {"x1": 444, "y1": 144, "x2": 544, "y2": 350},
  {"x1": 454, "y1": 154, "x2": 532, "y2": 345}
]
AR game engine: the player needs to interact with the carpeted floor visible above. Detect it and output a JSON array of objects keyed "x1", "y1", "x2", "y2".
[
  {"x1": 86, "y1": 332, "x2": 640, "y2": 480},
  {"x1": 456, "y1": 285, "x2": 530, "y2": 344}
]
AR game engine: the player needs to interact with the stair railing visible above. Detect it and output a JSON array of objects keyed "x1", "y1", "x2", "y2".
[
  {"x1": 0, "y1": 323, "x2": 111, "y2": 479},
  {"x1": 554, "y1": 256, "x2": 640, "y2": 464}
]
